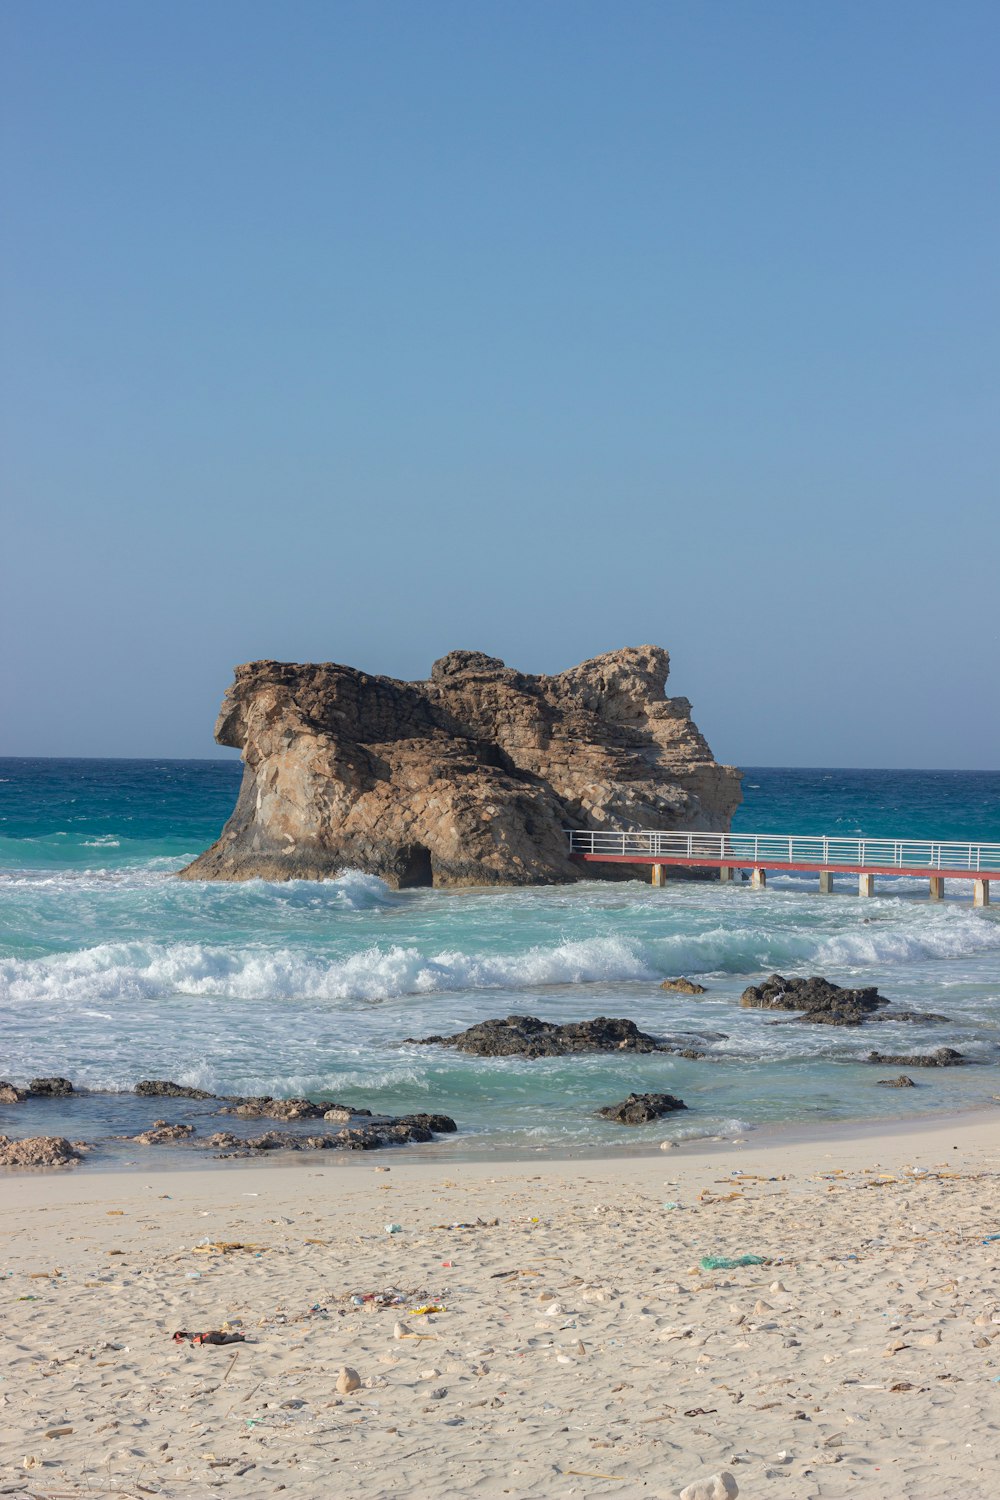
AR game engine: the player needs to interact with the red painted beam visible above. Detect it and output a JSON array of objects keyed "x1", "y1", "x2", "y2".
[{"x1": 571, "y1": 854, "x2": 999, "y2": 881}]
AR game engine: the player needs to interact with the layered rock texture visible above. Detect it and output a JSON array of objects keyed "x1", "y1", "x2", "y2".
[{"x1": 180, "y1": 646, "x2": 741, "y2": 887}]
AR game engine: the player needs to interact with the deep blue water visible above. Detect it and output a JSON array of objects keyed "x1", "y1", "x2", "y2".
[{"x1": 1, "y1": 759, "x2": 998, "y2": 1165}]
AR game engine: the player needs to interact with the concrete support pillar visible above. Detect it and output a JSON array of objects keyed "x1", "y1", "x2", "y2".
[
  {"x1": 718, "y1": 865, "x2": 732, "y2": 884},
  {"x1": 859, "y1": 872, "x2": 875, "y2": 897},
  {"x1": 973, "y1": 879, "x2": 990, "y2": 908},
  {"x1": 819, "y1": 870, "x2": 834, "y2": 895},
  {"x1": 928, "y1": 876, "x2": 944, "y2": 902},
  {"x1": 651, "y1": 863, "x2": 665, "y2": 888},
  {"x1": 751, "y1": 867, "x2": 767, "y2": 890}
]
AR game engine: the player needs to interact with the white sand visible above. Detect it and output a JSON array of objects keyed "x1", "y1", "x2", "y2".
[{"x1": 2, "y1": 1112, "x2": 999, "y2": 1499}]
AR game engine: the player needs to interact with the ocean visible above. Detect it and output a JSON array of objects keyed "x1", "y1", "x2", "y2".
[{"x1": 1, "y1": 758, "x2": 998, "y2": 1165}]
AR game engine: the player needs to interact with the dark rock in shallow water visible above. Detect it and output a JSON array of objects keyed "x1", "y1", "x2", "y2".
[
  {"x1": 219, "y1": 1097, "x2": 385, "y2": 1122},
  {"x1": 866, "y1": 1048, "x2": 965, "y2": 1067},
  {"x1": 0, "y1": 1134, "x2": 83, "y2": 1167},
  {"x1": 0, "y1": 1082, "x2": 26, "y2": 1104},
  {"x1": 407, "y1": 1014, "x2": 676, "y2": 1058},
  {"x1": 221, "y1": 1097, "x2": 330, "y2": 1121},
  {"x1": 134, "y1": 1080, "x2": 217, "y2": 1100},
  {"x1": 598, "y1": 1092, "x2": 687, "y2": 1124},
  {"x1": 661, "y1": 977, "x2": 707, "y2": 995},
  {"x1": 875, "y1": 1075, "x2": 917, "y2": 1088},
  {"x1": 204, "y1": 1111, "x2": 458, "y2": 1157},
  {"x1": 398, "y1": 1112, "x2": 458, "y2": 1133},
  {"x1": 29, "y1": 1077, "x2": 75, "y2": 1096},
  {"x1": 740, "y1": 974, "x2": 887, "y2": 1026},
  {"x1": 878, "y1": 1009, "x2": 951, "y2": 1025}
]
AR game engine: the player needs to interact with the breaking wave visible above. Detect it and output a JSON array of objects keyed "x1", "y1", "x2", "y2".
[
  {"x1": 2, "y1": 904, "x2": 997, "y2": 1013},
  {"x1": 0, "y1": 933, "x2": 656, "y2": 1009}
]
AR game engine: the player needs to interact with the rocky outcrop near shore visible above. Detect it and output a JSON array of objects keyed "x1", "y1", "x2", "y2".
[
  {"x1": 741, "y1": 974, "x2": 888, "y2": 1026},
  {"x1": 0, "y1": 1135, "x2": 83, "y2": 1167},
  {"x1": 866, "y1": 1047, "x2": 966, "y2": 1067},
  {"x1": 406, "y1": 1014, "x2": 721, "y2": 1059},
  {"x1": 597, "y1": 1092, "x2": 688, "y2": 1124},
  {"x1": 179, "y1": 646, "x2": 741, "y2": 886},
  {"x1": 205, "y1": 1113, "x2": 457, "y2": 1156}
]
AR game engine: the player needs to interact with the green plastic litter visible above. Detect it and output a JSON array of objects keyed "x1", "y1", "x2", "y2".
[{"x1": 700, "y1": 1254, "x2": 767, "y2": 1270}]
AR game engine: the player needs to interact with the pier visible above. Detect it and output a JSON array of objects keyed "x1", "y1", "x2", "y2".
[{"x1": 566, "y1": 830, "x2": 999, "y2": 905}]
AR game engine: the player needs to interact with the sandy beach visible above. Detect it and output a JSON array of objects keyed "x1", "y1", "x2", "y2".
[{"x1": 3, "y1": 1112, "x2": 999, "y2": 1499}]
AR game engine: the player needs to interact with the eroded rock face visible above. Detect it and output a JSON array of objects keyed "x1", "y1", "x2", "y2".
[
  {"x1": 0, "y1": 1135, "x2": 82, "y2": 1167},
  {"x1": 0, "y1": 1082, "x2": 25, "y2": 1104},
  {"x1": 597, "y1": 1092, "x2": 687, "y2": 1124},
  {"x1": 661, "y1": 977, "x2": 707, "y2": 995},
  {"x1": 740, "y1": 974, "x2": 887, "y2": 1027},
  {"x1": 180, "y1": 646, "x2": 741, "y2": 886}
]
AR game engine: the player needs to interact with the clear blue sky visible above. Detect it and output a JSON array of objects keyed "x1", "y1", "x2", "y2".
[{"x1": 2, "y1": 0, "x2": 997, "y2": 767}]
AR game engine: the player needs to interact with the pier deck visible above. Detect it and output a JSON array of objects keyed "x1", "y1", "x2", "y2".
[{"x1": 567, "y1": 830, "x2": 999, "y2": 904}]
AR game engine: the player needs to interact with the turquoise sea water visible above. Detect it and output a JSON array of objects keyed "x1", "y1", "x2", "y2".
[{"x1": 1, "y1": 759, "x2": 998, "y2": 1163}]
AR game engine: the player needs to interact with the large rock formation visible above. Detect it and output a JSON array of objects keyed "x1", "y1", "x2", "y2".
[{"x1": 180, "y1": 646, "x2": 741, "y2": 887}]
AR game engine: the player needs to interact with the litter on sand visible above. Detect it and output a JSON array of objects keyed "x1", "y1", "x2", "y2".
[
  {"x1": 192, "y1": 1241, "x2": 263, "y2": 1255},
  {"x1": 430, "y1": 1218, "x2": 500, "y2": 1230},
  {"x1": 173, "y1": 1330, "x2": 247, "y2": 1346},
  {"x1": 699, "y1": 1254, "x2": 768, "y2": 1270}
]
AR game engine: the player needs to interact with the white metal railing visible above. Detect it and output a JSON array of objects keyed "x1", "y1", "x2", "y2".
[{"x1": 565, "y1": 829, "x2": 1000, "y2": 873}]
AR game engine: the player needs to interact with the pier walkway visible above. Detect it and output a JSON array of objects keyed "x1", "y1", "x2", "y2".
[{"x1": 566, "y1": 830, "x2": 999, "y2": 905}]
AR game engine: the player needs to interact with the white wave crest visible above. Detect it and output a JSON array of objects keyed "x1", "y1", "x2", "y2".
[
  {"x1": 0, "y1": 933, "x2": 654, "y2": 1008},
  {"x1": 815, "y1": 914, "x2": 1000, "y2": 967}
]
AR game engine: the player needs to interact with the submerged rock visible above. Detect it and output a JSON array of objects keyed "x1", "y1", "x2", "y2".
[
  {"x1": 661, "y1": 977, "x2": 707, "y2": 995},
  {"x1": 740, "y1": 974, "x2": 887, "y2": 1026},
  {"x1": 0, "y1": 1135, "x2": 83, "y2": 1167},
  {"x1": 178, "y1": 646, "x2": 741, "y2": 887},
  {"x1": 875, "y1": 1075, "x2": 917, "y2": 1088},
  {"x1": 28, "y1": 1077, "x2": 75, "y2": 1096},
  {"x1": 878, "y1": 1009, "x2": 951, "y2": 1024},
  {"x1": 598, "y1": 1092, "x2": 687, "y2": 1124},
  {"x1": 407, "y1": 1014, "x2": 675, "y2": 1058},
  {"x1": 866, "y1": 1048, "x2": 966, "y2": 1067},
  {"x1": 134, "y1": 1080, "x2": 216, "y2": 1100},
  {"x1": 132, "y1": 1121, "x2": 196, "y2": 1145}
]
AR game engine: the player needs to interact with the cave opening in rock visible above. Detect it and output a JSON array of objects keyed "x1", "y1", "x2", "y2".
[{"x1": 398, "y1": 843, "x2": 433, "y2": 888}]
